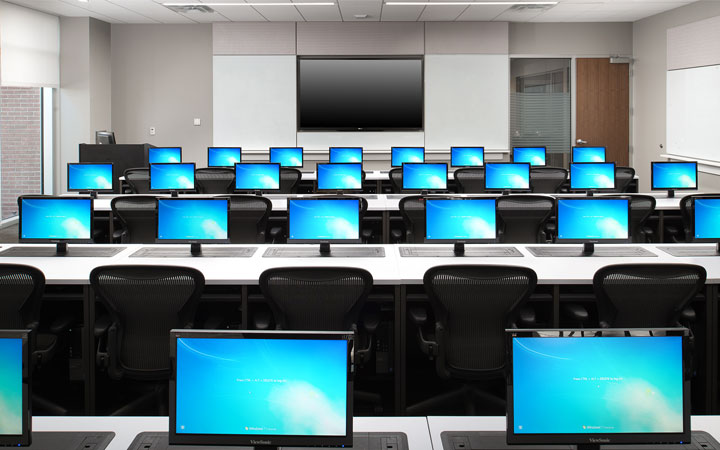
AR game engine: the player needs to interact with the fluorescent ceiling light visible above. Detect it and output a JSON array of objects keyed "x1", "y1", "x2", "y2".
[
  {"x1": 385, "y1": 1, "x2": 557, "y2": 5},
  {"x1": 163, "y1": 2, "x2": 335, "y2": 5}
]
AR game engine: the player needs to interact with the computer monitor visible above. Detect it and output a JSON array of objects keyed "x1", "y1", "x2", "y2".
[
  {"x1": 507, "y1": 329, "x2": 690, "y2": 449},
  {"x1": 95, "y1": 130, "x2": 115, "y2": 145},
  {"x1": 170, "y1": 329, "x2": 353, "y2": 448},
  {"x1": 556, "y1": 197, "x2": 630, "y2": 248},
  {"x1": 651, "y1": 161, "x2": 698, "y2": 198},
  {"x1": 148, "y1": 147, "x2": 182, "y2": 164},
  {"x1": 402, "y1": 163, "x2": 448, "y2": 192},
  {"x1": 391, "y1": 147, "x2": 424, "y2": 167},
  {"x1": 270, "y1": 147, "x2": 303, "y2": 167},
  {"x1": 0, "y1": 330, "x2": 30, "y2": 447},
  {"x1": 572, "y1": 146, "x2": 606, "y2": 163},
  {"x1": 450, "y1": 147, "x2": 484, "y2": 167},
  {"x1": 569, "y1": 162, "x2": 616, "y2": 193},
  {"x1": 18, "y1": 196, "x2": 93, "y2": 254},
  {"x1": 67, "y1": 162, "x2": 114, "y2": 195},
  {"x1": 157, "y1": 198, "x2": 229, "y2": 255},
  {"x1": 484, "y1": 162, "x2": 530, "y2": 192},
  {"x1": 329, "y1": 147, "x2": 363, "y2": 163},
  {"x1": 208, "y1": 147, "x2": 242, "y2": 167},
  {"x1": 287, "y1": 198, "x2": 361, "y2": 247},
  {"x1": 691, "y1": 196, "x2": 720, "y2": 250},
  {"x1": 149, "y1": 163, "x2": 196, "y2": 196},
  {"x1": 425, "y1": 198, "x2": 497, "y2": 244},
  {"x1": 316, "y1": 163, "x2": 363, "y2": 193},
  {"x1": 234, "y1": 163, "x2": 280, "y2": 193},
  {"x1": 512, "y1": 147, "x2": 546, "y2": 167}
]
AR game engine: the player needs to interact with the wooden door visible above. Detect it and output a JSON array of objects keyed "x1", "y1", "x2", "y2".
[{"x1": 576, "y1": 58, "x2": 630, "y2": 166}]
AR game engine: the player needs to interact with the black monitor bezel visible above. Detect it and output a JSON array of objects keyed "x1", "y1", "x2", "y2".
[
  {"x1": 512, "y1": 146, "x2": 547, "y2": 167},
  {"x1": 18, "y1": 195, "x2": 94, "y2": 244},
  {"x1": 169, "y1": 329, "x2": 354, "y2": 447},
  {"x1": 391, "y1": 147, "x2": 425, "y2": 167},
  {"x1": 423, "y1": 196, "x2": 498, "y2": 243},
  {"x1": 315, "y1": 162, "x2": 364, "y2": 193},
  {"x1": 450, "y1": 146, "x2": 485, "y2": 167},
  {"x1": 690, "y1": 195, "x2": 720, "y2": 243},
  {"x1": 148, "y1": 146, "x2": 183, "y2": 165},
  {"x1": 95, "y1": 130, "x2": 115, "y2": 145},
  {"x1": 329, "y1": 147, "x2": 363, "y2": 164},
  {"x1": 401, "y1": 162, "x2": 448, "y2": 191},
  {"x1": 571, "y1": 146, "x2": 606, "y2": 163},
  {"x1": 555, "y1": 196, "x2": 631, "y2": 243},
  {"x1": 207, "y1": 147, "x2": 242, "y2": 168},
  {"x1": 0, "y1": 329, "x2": 30, "y2": 447},
  {"x1": 149, "y1": 162, "x2": 196, "y2": 193},
  {"x1": 155, "y1": 197, "x2": 230, "y2": 244},
  {"x1": 66, "y1": 162, "x2": 115, "y2": 193},
  {"x1": 287, "y1": 197, "x2": 363, "y2": 244},
  {"x1": 569, "y1": 162, "x2": 617, "y2": 192},
  {"x1": 270, "y1": 147, "x2": 304, "y2": 168},
  {"x1": 233, "y1": 162, "x2": 281, "y2": 193},
  {"x1": 651, "y1": 161, "x2": 698, "y2": 191},
  {"x1": 506, "y1": 328, "x2": 691, "y2": 447},
  {"x1": 483, "y1": 162, "x2": 531, "y2": 192}
]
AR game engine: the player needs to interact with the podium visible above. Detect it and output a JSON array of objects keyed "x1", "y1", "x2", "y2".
[{"x1": 79, "y1": 143, "x2": 153, "y2": 193}]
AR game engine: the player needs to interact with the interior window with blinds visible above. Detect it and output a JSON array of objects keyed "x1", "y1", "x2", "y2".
[{"x1": 510, "y1": 59, "x2": 571, "y2": 168}]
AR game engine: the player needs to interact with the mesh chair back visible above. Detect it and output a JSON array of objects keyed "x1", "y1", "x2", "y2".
[
  {"x1": 219, "y1": 195, "x2": 272, "y2": 243},
  {"x1": 593, "y1": 264, "x2": 706, "y2": 328},
  {"x1": 90, "y1": 265, "x2": 205, "y2": 380},
  {"x1": 423, "y1": 265, "x2": 537, "y2": 379},
  {"x1": 124, "y1": 168, "x2": 150, "y2": 194},
  {"x1": 0, "y1": 264, "x2": 45, "y2": 329},
  {"x1": 629, "y1": 194, "x2": 656, "y2": 243},
  {"x1": 195, "y1": 168, "x2": 234, "y2": 194},
  {"x1": 399, "y1": 195, "x2": 425, "y2": 243},
  {"x1": 111, "y1": 196, "x2": 158, "y2": 244},
  {"x1": 530, "y1": 167, "x2": 567, "y2": 193},
  {"x1": 259, "y1": 267, "x2": 373, "y2": 331},
  {"x1": 680, "y1": 194, "x2": 699, "y2": 243},
  {"x1": 389, "y1": 168, "x2": 403, "y2": 193},
  {"x1": 279, "y1": 168, "x2": 302, "y2": 194},
  {"x1": 613, "y1": 166, "x2": 635, "y2": 193},
  {"x1": 454, "y1": 168, "x2": 486, "y2": 193},
  {"x1": 497, "y1": 195, "x2": 554, "y2": 243}
]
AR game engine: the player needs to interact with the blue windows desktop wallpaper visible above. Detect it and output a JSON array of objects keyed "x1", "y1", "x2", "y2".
[
  {"x1": 0, "y1": 338, "x2": 22, "y2": 436},
  {"x1": 149, "y1": 147, "x2": 182, "y2": 163},
  {"x1": 694, "y1": 198, "x2": 720, "y2": 239},
  {"x1": 235, "y1": 164, "x2": 280, "y2": 190},
  {"x1": 485, "y1": 163, "x2": 530, "y2": 190},
  {"x1": 570, "y1": 163, "x2": 615, "y2": 190},
  {"x1": 157, "y1": 199, "x2": 228, "y2": 241},
  {"x1": 451, "y1": 147, "x2": 484, "y2": 167},
  {"x1": 391, "y1": 147, "x2": 424, "y2": 167},
  {"x1": 512, "y1": 336, "x2": 684, "y2": 434},
  {"x1": 150, "y1": 163, "x2": 195, "y2": 190},
  {"x1": 425, "y1": 199, "x2": 496, "y2": 240},
  {"x1": 557, "y1": 198, "x2": 629, "y2": 240},
  {"x1": 175, "y1": 337, "x2": 347, "y2": 436},
  {"x1": 209, "y1": 147, "x2": 241, "y2": 167},
  {"x1": 572, "y1": 147, "x2": 606, "y2": 163},
  {"x1": 68, "y1": 164, "x2": 113, "y2": 191},
  {"x1": 329, "y1": 147, "x2": 362, "y2": 163},
  {"x1": 317, "y1": 164, "x2": 362, "y2": 190},
  {"x1": 513, "y1": 147, "x2": 546, "y2": 166},
  {"x1": 270, "y1": 148, "x2": 303, "y2": 167},
  {"x1": 402, "y1": 163, "x2": 447, "y2": 190},
  {"x1": 20, "y1": 198, "x2": 91, "y2": 240},
  {"x1": 288, "y1": 199, "x2": 359, "y2": 241},
  {"x1": 652, "y1": 162, "x2": 697, "y2": 189}
]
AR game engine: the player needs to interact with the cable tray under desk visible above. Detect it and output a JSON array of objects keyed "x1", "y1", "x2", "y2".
[
  {"x1": 526, "y1": 246, "x2": 656, "y2": 257},
  {"x1": 128, "y1": 431, "x2": 408, "y2": 450},
  {"x1": 25, "y1": 431, "x2": 115, "y2": 450},
  {"x1": 0, "y1": 247, "x2": 125, "y2": 257},
  {"x1": 399, "y1": 246, "x2": 523, "y2": 257},
  {"x1": 659, "y1": 246, "x2": 720, "y2": 257},
  {"x1": 130, "y1": 247, "x2": 257, "y2": 258},
  {"x1": 263, "y1": 247, "x2": 385, "y2": 257}
]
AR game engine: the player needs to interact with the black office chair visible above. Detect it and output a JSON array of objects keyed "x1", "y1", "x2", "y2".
[
  {"x1": 496, "y1": 195, "x2": 554, "y2": 243},
  {"x1": 279, "y1": 168, "x2": 302, "y2": 194},
  {"x1": 389, "y1": 168, "x2": 404, "y2": 193},
  {"x1": 217, "y1": 195, "x2": 272, "y2": 244},
  {"x1": 629, "y1": 194, "x2": 656, "y2": 243},
  {"x1": 124, "y1": 168, "x2": 150, "y2": 194},
  {"x1": 195, "y1": 168, "x2": 234, "y2": 194},
  {"x1": 91, "y1": 265, "x2": 205, "y2": 415},
  {"x1": 665, "y1": 194, "x2": 697, "y2": 243},
  {"x1": 390, "y1": 195, "x2": 424, "y2": 243},
  {"x1": 530, "y1": 167, "x2": 567, "y2": 193},
  {"x1": 407, "y1": 265, "x2": 538, "y2": 415},
  {"x1": 111, "y1": 196, "x2": 157, "y2": 244},
  {"x1": 612, "y1": 166, "x2": 635, "y2": 193},
  {"x1": 454, "y1": 168, "x2": 486, "y2": 193}
]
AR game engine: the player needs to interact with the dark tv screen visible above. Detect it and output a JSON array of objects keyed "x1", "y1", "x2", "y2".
[{"x1": 297, "y1": 58, "x2": 424, "y2": 131}]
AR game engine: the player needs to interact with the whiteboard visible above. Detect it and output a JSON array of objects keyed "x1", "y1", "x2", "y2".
[{"x1": 667, "y1": 64, "x2": 720, "y2": 162}]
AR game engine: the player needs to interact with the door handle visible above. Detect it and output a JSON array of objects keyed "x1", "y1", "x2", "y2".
[{"x1": 576, "y1": 139, "x2": 587, "y2": 145}]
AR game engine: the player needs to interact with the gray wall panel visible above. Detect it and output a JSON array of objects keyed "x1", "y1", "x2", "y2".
[
  {"x1": 213, "y1": 23, "x2": 296, "y2": 55},
  {"x1": 296, "y1": 22, "x2": 424, "y2": 55},
  {"x1": 425, "y1": 22, "x2": 508, "y2": 55}
]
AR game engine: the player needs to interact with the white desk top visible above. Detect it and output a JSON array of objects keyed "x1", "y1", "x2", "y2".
[{"x1": 32, "y1": 416, "x2": 432, "y2": 450}]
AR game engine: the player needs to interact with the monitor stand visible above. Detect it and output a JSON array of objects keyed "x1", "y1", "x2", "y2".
[
  {"x1": 80, "y1": 191, "x2": 98, "y2": 199},
  {"x1": 190, "y1": 243, "x2": 202, "y2": 256},
  {"x1": 320, "y1": 242, "x2": 331, "y2": 256},
  {"x1": 170, "y1": 190, "x2": 179, "y2": 198},
  {"x1": 577, "y1": 445, "x2": 600, "y2": 450},
  {"x1": 582, "y1": 242, "x2": 595, "y2": 256},
  {"x1": 56, "y1": 242, "x2": 68, "y2": 255},
  {"x1": 454, "y1": 242, "x2": 465, "y2": 256},
  {"x1": 502, "y1": 190, "x2": 510, "y2": 196},
  {"x1": 667, "y1": 189, "x2": 675, "y2": 198},
  {"x1": 421, "y1": 190, "x2": 429, "y2": 196},
  {"x1": 253, "y1": 190, "x2": 263, "y2": 196},
  {"x1": 586, "y1": 191, "x2": 595, "y2": 197}
]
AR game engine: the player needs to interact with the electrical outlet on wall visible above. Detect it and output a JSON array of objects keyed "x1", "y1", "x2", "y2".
[
  {"x1": 149, "y1": 127, "x2": 156, "y2": 136},
  {"x1": 193, "y1": 118, "x2": 201, "y2": 126}
]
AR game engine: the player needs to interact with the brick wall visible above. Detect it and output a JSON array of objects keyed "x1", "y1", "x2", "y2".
[{"x1": 0, "y1": 87, "x2": 42, "y2": 219}]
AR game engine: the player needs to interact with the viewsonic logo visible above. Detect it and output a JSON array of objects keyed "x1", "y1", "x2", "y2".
[
  {"x1": 251, "y1": 440, "x2": 272, "y2": 445},
  {"x1": 588, "y1": 438, "x2": 611, "y2": 443}
]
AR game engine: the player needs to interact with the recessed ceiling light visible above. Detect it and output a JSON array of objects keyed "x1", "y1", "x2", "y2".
[
  {"x1": 385, "y1": 1, "x2": 557, "y2": 5},
  {"x1": 163, "y1": 2, "x2": 335, "y2": 5},
  {"x1": 78, "y1": 0, "x2": 89, "y2": 3}
]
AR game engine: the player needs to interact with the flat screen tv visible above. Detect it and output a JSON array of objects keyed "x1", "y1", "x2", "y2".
[
  {"x1": 425, "y1": 197, "x2": 497, "y2": 243},
  {"x1": 0, "y1": 330, "x2": 30, "y2": 447},
  {"x1": 316, "y1": 163, "x2": 363, "y2": 193},
  {"x1": 287, "y1": 198, "x2": 361, "y2": 244},
  {"x1": 297, "y1": 57, "x2": 423, "y2": 131},
  {"x1": 556, "y1": 197, "x2": 630, "y2": 243},
  {"x1": 651, "y1": 161, "x2": 698, "y2": 197}
]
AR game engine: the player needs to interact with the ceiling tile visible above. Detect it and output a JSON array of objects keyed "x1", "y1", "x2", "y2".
[
  {"x1": 418, "y1": 4, "x2": 468, "y2": 21},
  {"x1": 455, "y1": 4, "x2": 509, "y2": 20},
  {"x1": 251, "y1": 4, "x2": 305, "y2": 21},
  {"x1": 295, "y1": 2, "x2": 343, "y2": 21},
  {"x1": 209, "y1": 4, "x2": 268, "y2": 20},
  {"x1": 338, "y1": 0, "x2": 382, "y2": 21},
  {"x1": 379, "y1": 4, "x2": 425, "y2": 21}
]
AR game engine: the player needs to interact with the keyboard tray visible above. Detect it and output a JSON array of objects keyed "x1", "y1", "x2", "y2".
[
  {"x1": 399, "y1": 247, "x2": 522, "y2": 257},
  {"x1": 130, "y1": 247, "x2": 257, "y2": 258},
  {"x1": 263, "y1": 247, "x2": 385, "y2": 258},
  {"x1": 526, "y1": 246, "x2": 656, "y2": 257},
  {"x1": 0, "y1": 247, "x2": 125, "y2": 257},
  {"x1": 659, "y1": 246, "x2": 720, "y2": 257}
]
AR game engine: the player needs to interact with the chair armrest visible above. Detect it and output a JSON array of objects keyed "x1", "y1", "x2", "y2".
[
  {"x1": 268, "y1": 227, "x2": 284, "y2": 244},
  {"x1": 409, "y1": 305, "x2": 438, "y2": 359},
  {"x1": 562, "y1": 303, "x2": 590, "y2": 325},
  {"x1": 516, "y1": 306, "x2": 536, "y2": 328},
  {"x1": 252, "y1": 309, "x2": 272, "y2": 330},
  {"x1": 390, "y1": 229, "x2": 403, "y2": 243}
]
